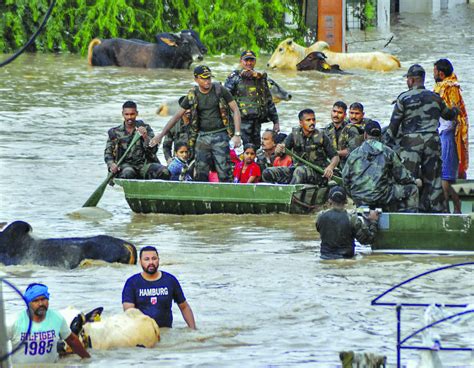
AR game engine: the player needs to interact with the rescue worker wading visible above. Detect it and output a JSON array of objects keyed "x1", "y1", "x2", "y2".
[{"x1": 224, "y1": 50, "x2": 279, "y2": 147}]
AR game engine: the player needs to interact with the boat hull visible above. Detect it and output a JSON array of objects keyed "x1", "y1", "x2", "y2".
[
  {"x1": 372, "y1": 212, "x2": 474, "y2": 254},
  {"x1": 114, "y1": 179, "x2": 327, "y2": 215}
]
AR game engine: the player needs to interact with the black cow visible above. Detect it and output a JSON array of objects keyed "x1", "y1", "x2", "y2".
[
  {"x1": 296, "y1": 51, "x2": 349, "y2": 74},
  {"x1": 87, "y1": 29, "x2": 207, "y2": 69},
  {"x1": 0, "y1": 221, "x2": 137, "y2": 269}
]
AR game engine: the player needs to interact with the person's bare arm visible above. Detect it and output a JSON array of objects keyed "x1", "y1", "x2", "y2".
[
  {"x1": 65, "y1": 333, "x2": 90, "y2": 359},
  {"x1": 178, "y1": 301, "x2": 196, "y2": 329},
  {"x1": 122, "y1": 302, "x2": 135, "y2": 311},
  {"x1": 228, "y1": 100, "x2": 242, "y2": 148},
  {"x1": 323, "y1": 155, "x2": 340, "y2": 179},
  {"x1": 149, "y1": 108, "x2": 186, "y2": 147}
]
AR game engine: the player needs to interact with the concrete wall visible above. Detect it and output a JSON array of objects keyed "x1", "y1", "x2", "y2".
[{"x1": 400, "y1": 0, "x2": 466, "y2": 13}]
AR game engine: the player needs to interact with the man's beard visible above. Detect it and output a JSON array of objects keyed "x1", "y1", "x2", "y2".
[
  {"x1": 435, "y1": 76, "x2": 443, "y2": 83},
  {"x1": 34, "y1": 306, "x2": 47, "y2": 317},
  {"x1": 143, "y1": 265, "x2": 157, "y2": 275}
]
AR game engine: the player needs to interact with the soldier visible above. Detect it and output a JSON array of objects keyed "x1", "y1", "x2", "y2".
[
  {"x1": 104, "y1": 101, "x2": 170, "y2": 180},
  {"x1": 338, "y1": 102, "x2": 373, "y2": 167},
  {"x1": 316, "y1": 186, "x2": 379, "y2": 260},
  {"x1": 162, "y1": 96, "x2": 192, "y2": 164},
  {"x1": 322, "y1": 100, "x2": 348, "y2": 152},
  {"x1": 342, "y1": 120, "x2": 420, "y2": 212},
  {"x1": 256, "y1": 129, "x2": 277, "y2": 172},
  {"x1": 262, "y1": 109, "x2": 339, "y2": 185},
  {"x1": 384, "y1": 64, "x2": 459, "y2": 213},
  {"x1": 224, "y1": 50, "x2": 279, "y2": 147},
  {"x1": 150, "y1": 65, "x2": 242, "y2": 182}
]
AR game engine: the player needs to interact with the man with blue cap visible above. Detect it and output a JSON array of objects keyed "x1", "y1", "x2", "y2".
[
  {"x1": 316, "y1": 186, "x2": 379, "y2": 259},
  {"x1": 6, "y1": 283, "x2": 90, "y2": 364}
]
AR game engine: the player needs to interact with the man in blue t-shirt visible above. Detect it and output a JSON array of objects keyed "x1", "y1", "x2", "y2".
[{"x1": 122, "y1": 246, "x2": 196, "y2": 329}]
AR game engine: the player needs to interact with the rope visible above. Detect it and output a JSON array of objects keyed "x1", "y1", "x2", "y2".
[{"x1": 0, "y1": 0, "x2": 57, "y2": 68}]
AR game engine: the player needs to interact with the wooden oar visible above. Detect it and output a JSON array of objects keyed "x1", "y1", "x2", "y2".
[
  {"x1": 284, "y1": 148, "x2": 343, "y2": 185},
  {"x1": 83, "y1": 132, "x2": 142, "y2": 207}
]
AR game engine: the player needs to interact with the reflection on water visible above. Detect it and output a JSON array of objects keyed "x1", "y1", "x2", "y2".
[{"x1": 1, "y1": 4, "x2": 474, "y2": 366}]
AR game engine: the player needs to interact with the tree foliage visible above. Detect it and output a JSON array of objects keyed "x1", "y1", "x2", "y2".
[{"x1": 0, "y1": 0, "x2": 305, "y2": 55}]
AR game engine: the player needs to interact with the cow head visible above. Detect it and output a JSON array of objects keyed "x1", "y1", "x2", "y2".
[
  {"x1": 178, "y1": 31, "x2": 204, "y2": 63},
  {"x1": 181, "y1": 29, "x2": 207, "y2": 54},
  {"x1": 267, "y1": 38, "x2": 305, "y2": 70},
  {"x1": 296, "y1": 51, "x2": 330, "y2": 71},
  {"x1": 59, "y1": 307, "x2": 104, "y2": 354},
  {"x1": 267, "y1": 78, "x2": 292, "y2": 103}
]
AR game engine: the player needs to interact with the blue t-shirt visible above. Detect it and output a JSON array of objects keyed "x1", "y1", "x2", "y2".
[{"x1": 122, "y1": 271, "x2": 186, "y2": 327}]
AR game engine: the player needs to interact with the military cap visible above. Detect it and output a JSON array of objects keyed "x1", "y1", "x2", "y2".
[
  {"x1": 403, "y1": 64, "x2": 425, "y2": 77},
  {"x1": 328, "y1": 186, "x2": 347, "y2": 204},
  {"x1": 364, "y1": 120, "x2": 382, "y2": 137},
  {"x1": 240, "y1": 50, "x2": 256, "y2": 60},
  {"x1": 194, "y1": 65, "x2": 213, "y2": 79}
]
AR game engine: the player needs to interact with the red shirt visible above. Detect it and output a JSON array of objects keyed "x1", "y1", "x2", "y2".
[
  {"x1": 233, "y1": 161, "x2": 261, "y2": 183},
  {"x1": 274, "y1": 155, "x2": 293, "y2": 167}
]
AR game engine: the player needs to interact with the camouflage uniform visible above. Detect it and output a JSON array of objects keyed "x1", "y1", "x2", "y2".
[
  {"x1": 316, "y1": 208, "x2": 378, "y2": 259},
  {"x1": 256, "y1": 148, "x2": 276, "y2": 172},
  {"x1": 262, "y1": 127, "x2": 337, "y2": 185},
  {"x1": 181, "y1": 82, "x2": 234, "y2": 182},
  {"x1": 338, "y1": 118, "x2": 373, "y2": 167},
  {"x1": 104, "y1": 120, "x2": 170, "y2": 179},
  {"x1": 342, "y1": 139, "x2": 419, "y2": 212},
  {"x1": 384, "y1": 86, "x2": 458, "y2": 212},
  {"x1": 224, "y1": 70, "x2": 279, "y2": 147},
  {"x1": 162, "y1": 119, "x2": 191, "y2": 162},
  {"x1": 322, "y1": 120, "x2": 348, "y2": 151}
]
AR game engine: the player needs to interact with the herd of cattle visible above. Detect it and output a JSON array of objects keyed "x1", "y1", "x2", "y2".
[{"x1": 87, "y1": 30, "x2": 400, "y2": 72}]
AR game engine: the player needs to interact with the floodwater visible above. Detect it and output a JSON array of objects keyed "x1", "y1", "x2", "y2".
[{"x1": 1, "y1": 4, "x2": 474, "y2": 367}]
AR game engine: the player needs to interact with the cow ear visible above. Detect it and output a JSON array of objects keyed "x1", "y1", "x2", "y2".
[{"x1": 160, "y1": 37, "x2": 177, "y2": 47}]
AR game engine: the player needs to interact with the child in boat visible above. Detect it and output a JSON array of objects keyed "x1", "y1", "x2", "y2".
[
  {"x1": 233, "y1": 144, "x2": 261, "y2": 183},
  {"x1": 168, "y1": 141, "x2": 193, "y2": 181}
]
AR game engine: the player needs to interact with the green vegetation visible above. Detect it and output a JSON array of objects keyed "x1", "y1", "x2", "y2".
[{"x1": 0, "y1": 0, "x2": 305, "y2": 55}]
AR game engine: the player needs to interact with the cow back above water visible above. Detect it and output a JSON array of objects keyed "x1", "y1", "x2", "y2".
[
  {"x1": 0, "y1": 221, "x2": 137, "y2": 269},
  {"x1": 88, "y1": 29, "x2": 206, "y2": 69},
  {"x1": 61, "y1": 307, "x2": 160, "y2": 350}
]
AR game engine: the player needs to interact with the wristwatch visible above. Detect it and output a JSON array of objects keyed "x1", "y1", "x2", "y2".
[{"x1": 234, "y1": 132, "x2": 241, "y2": 137}]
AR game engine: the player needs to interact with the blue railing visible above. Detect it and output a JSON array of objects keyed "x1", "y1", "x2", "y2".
[{"x1": 371, "y1": 262, "x2": 474, "y2": 367}]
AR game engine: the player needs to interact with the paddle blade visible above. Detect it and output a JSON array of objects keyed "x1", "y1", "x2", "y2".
[{"x1": 82, "y1": 174, "x2": 113, "y2": 207}]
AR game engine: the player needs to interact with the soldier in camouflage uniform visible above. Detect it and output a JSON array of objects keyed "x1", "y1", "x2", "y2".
[
  {"x1": 316, "y1": 186, "x2": 379, "y2": 259},
  {"x1": 104, "y1": 101, "x2": 170, "y2": 180},
  {"x1": 262, "y1": 109, "x2": 339, "y2": 185},
  {"x1": 162, "y1": 96, "x2": 192, "y2": 163},
  {"x1": 384, "y1": 64, "x2": 459, "y2": 213},
  {"x1": 224, "y1": 50, "x2": 279, "y2": 147},
  {"x1": 338, "y1": 102, "x2": 376, "y2": 168},
  {"x1": 150, "y1": 65, "x2": 242, "y2": 182},
  {"x1": 342, "y1": 121, "x2": 419, "y2": 212},
  {"x1": 322, "y1": 100, "x2": 348, "y2": 153}
]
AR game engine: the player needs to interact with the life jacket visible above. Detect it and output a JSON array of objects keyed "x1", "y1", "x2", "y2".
[
  {"x1": 290, "y1": 127, "x2": 330, "y2": 166},
  {"x1": 234, "y1": 70, "x2": 268, "y2": 120}
]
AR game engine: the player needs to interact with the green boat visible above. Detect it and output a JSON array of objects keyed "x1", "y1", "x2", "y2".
[
  {"x1": 114, "y1": 179, "x2": 327, "y2": 215},
  {"x1": 372, "y1": 180, "x2": 474, "y2": 254},
  {"x1": 115, "y1": 178, "x2": 474, "y2": 254}
]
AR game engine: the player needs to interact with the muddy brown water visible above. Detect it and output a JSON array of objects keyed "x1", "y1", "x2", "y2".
[{"x1": 1, "y1": 4, "x2": 473, "y2": 367}]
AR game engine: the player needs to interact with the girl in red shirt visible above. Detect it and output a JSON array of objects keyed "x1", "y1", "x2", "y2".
[{"x1": 233, "y1": 144, "x2": 261, "y2": 183}]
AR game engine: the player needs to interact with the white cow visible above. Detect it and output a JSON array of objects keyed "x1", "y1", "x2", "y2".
[
  {"x1": 61, "y1": 307, "x2": 160, "y2": 350},
  {"x1": 267, "y1": 38, "x2": 400, "y2": 72}
]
